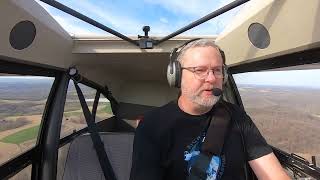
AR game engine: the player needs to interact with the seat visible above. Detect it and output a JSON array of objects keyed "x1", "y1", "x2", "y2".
[{"x1": 62, "y1": 132, "x2": 134, "y2": 180}]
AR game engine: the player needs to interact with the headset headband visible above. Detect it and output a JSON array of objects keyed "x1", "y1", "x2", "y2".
[{"x1": 167, "y1": 39, "x2": 228, "y2": 88}]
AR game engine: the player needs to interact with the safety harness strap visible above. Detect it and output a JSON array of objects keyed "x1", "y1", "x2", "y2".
[
  {"x1": 188, "y1": 102, "x2": 232, "y2": 180},
  {"x1": 74, "y1": 81, "x2": 117, "y2": 180},
  {"x1": 202, "y1": 102, "x2": 231, "y2": 156}
]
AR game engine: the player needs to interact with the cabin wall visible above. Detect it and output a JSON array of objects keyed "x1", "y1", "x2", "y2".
[
  {"x1": 216, "y1": 0, "x2": 320, "y2": 66},
  {"x1": 0, "y1": 0, "x2": 74, "y2": 68},
  {"x1": 76, "y1": 64, "x2": 124, "y2": 97},
  {"x1": 76, "y1": 64, "x2": 177, "y2": 107},
  {"x1": 117, "y1": 81, "x2": 179, "y2": 107}
]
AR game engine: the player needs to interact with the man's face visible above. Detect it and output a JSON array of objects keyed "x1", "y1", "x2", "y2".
[{"x1": 180, "y1": 46, "x2": 224, "y2": 108}]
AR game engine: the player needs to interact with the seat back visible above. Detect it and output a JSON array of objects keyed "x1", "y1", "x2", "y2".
[{"x1": 62, "y1": 132, "x2": 134, "y2": 180}]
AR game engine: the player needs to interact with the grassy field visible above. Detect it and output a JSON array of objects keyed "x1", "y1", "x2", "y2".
[
  {"x1": 102, "y1": 103, "x2": 113, "y2": 114},
  {"x1": 0, "y1": 125, "x2": 40, "y2": 144},
  {"x1": 63, "y1": 103, "x2": 112, "y2": 117},
  {"x1": 0, "y1": 102, "x2": 112, "y2": 145},
  {"x1": 64, "y1": 110, "x2": 83, "y2": 117}
]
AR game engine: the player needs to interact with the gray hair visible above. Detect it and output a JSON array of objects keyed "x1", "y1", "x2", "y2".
[{"x1": 176, "y1": 39, "x2": 225, "y2": 65}]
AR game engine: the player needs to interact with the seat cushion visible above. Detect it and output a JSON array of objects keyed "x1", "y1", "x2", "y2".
[{"x1": 62, "y1": 132, "x2": 134, "y2": 180}]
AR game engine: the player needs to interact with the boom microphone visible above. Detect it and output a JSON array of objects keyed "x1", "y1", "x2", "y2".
[{"x1": 212, "y1": 88, "x2": 222, "y2": 96}]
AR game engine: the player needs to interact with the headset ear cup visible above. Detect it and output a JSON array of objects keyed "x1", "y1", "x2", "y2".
[
  {"x1": 224, "y1": 73, "x2": 229, "y2": 84},
  {"x1": 223, "y1": 65, "x2": 229, "y2": 85},
  {"x1": 167, "y1": 39, "x2": 201, "y2": 88},
  {"x1": 175, "y1": 61, "x2": 182, "y2": 88},
  {"x1": 166, "y1": 61, "x2": 182, "y2": 88},
  {"x1": 167, "y1": 61, "x2": 176, "y2": 87}
]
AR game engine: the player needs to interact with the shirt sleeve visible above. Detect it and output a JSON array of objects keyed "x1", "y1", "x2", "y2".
[
  {"x1": 130, "y1": 117, "x2": 163, "y2": 180},
  {"x1": 240, "y1": 112, "x2": 273, "y2": 161}
]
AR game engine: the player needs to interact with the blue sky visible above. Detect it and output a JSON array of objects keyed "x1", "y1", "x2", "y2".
[
  {"x1": 34, "y1": 0, "x2": 320, "y2": 88},
  {"x1": 36, "y1": 0, "x2": 241, "y2": 36}
]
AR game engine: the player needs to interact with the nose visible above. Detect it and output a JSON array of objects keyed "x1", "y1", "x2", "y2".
[{"x1": 205, "y1": 70, "x2": 217, "y2": 82}]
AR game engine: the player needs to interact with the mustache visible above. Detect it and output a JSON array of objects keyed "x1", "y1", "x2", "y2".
[
  {"x1": 199, "y1": 86, "x2": 216, "y2": 91},
  {"x1": 196, "y1": 86, "x2": 222, "y2": 96}
]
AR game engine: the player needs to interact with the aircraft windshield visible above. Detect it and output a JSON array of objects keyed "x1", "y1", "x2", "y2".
[{"x1": 36, "y1": 0, "x2": 244, "y2": 37}]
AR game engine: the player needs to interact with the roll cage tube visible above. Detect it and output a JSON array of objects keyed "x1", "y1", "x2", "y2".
[
  {"x1": 68, "y1": 67, "x2": 119, "y2": 115},
  {"x1": 92, "y1": 91, "x2": 100, "y2": 121},
  {"x1": 39, "y1": 0, "x2": 138, "y2": 46},
  {"x1": 33, "y1": 73, "x2": 69, "y2": 180},
  {"x1": 273, "y1": 146, "x2": 320, "y2": 179},
  {"x1": 154, "y1": 0, "x2": 250, "y2": 45}
]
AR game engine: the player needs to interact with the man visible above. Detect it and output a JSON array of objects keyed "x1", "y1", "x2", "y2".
[{"x1": 130, "y1": 39, "x2": 290, "y2": 180}]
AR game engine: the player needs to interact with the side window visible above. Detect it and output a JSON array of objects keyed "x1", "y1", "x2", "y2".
[
  {"x1": 233, "y1": 69, "x2": 320, "y2": 167},
  {"x1": 60, "y1": 82, "x2": 96, "y2": 138},
  {"x1": 123, "y1": 118, "x2": 140, "y2": 129},
  {"x1": 95, "y1": 95, "x2": 114, "y2": 123},
  {"x1": 79, "y1": 83, "x2": 96, "y2": 112},
  {"x1": 9, "y1": 165, "x2": 32, "y2": 180},
  {"x1": 0, "y1": 75, "x2": 54, "y2": 166}
]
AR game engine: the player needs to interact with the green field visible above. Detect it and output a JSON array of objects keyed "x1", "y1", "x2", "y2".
[
  {"x1": 64, "y1": 110, "x2": 83, "y2": 117},
  {"x1": 0, "y1": 125, "x2": 40, "y2": 144},
  {"x1": 63, "y1": 103, "x2": 113, "y2": 117},
  {"x1": 0, "y1": 102, "x2": 113, "y2": 144},
  {"x1": 102, "y1": 103, "x2": 113, "y2": 114}
]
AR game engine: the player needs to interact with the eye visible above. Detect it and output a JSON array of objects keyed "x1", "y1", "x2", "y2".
[
  {"x1": 194, "y1": 67, "x2": 207, "y2": 74},
  {"x1": 214, "y1": 68, "x2": 223, "y2": 73}
]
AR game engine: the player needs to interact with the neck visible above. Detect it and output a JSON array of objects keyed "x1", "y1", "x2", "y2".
[{"x1": 178, "y1": 96, "x2": 212, "y2": 115}]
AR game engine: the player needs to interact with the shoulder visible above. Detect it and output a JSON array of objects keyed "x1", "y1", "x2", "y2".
[
  {"x1": 142, "y1": 101, "x2": 178, "y2": 124},
  {"x1": 220, "y1": 102, "x2": 273, "y2": 160},
  {"x1": 219, "y1": 100, "x2": 246, "y2": 118},
  {"x1": 219, "y1": 100, "x2": 253, "y2": 129}
]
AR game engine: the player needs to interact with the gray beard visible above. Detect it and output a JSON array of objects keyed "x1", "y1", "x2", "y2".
[
  {"x1": 182, "y1": 88, "x2": 221, "y2": 108},
  {"x1": 192, "y1": 93, "x2": 220, "y2": 108}
]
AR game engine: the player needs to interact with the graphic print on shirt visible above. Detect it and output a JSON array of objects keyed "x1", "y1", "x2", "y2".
[{"x1": 184, "y1": 134, "x2": 225, "y2": 180}]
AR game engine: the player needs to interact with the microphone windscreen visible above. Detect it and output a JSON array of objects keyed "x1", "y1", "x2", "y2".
[{"x1": 212, "y1": 88, "x2": 222, "y2": 96}]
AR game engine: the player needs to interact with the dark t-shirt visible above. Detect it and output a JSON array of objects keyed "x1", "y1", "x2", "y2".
[{"x1": 130, "y1": 101, "x2": 272, "y2": 180}]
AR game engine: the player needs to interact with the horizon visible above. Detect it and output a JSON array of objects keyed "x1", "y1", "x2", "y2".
[
  {"x1": 2, "y1": 1, "x2": 320, "y2": 89},
  {"x1": 1, "y1": 69, "x2": 320, "y2": 89}
]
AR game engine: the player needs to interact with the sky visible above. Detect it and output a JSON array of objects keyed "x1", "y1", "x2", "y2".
[
  {"x1": 33, "y1": 0, "x2": 320, "y2": 88},
  {"x1": 36, "y1": 0, "x2": 241, "y2": 36},
  {"x1": 233, "y1": 69, "x2": 320, "y2": 89}
]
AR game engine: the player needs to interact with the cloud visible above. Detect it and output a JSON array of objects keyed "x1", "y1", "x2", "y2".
[
  {"x1": 36, "y1": 0, "x2": 106, "y2": 35},
  {"x1": 144, "y1": 0, "x2": 243, "y2": 35},
  {"x1": 36, "y1": 0, "x2": 144, "y2": 35},
  {"x1": 143, "y1": 0, "x2": 212, "y2": 17},
  {"x1": 58, "y1": 0, "x2": 146, "y2": 35},
  {"x1": 144, "y1": 0, "x2": 234, "y2": 17},
  {"x1": 53, "y1": 15, "x2": 104, "y2": 36},
  {"x1": 160, "y1": 17, "x2": 169, "y2": 24},
  {"x1": 36, "y1": 0, "x2": 243, "y2": 36},
  {"x1": 143, "y1": 0, "x2": 243, "y2": 36}
]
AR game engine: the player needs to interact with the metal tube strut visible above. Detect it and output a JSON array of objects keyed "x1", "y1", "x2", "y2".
[
  {"x1": 40, "y1": 0, "x2": 139, "y2": 46},
  {"x1": 155, "y1": 0, "x2": 250, "y2": 45}
]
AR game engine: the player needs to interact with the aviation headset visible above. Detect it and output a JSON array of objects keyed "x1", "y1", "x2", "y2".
[{"x1": 167, "y1": 38, "x2": 228, "y2": 88}]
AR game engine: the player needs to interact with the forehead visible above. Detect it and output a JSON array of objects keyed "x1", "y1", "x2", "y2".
[{"x1": 181, "y1": 46, "x2": 223, "y2": 66}]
